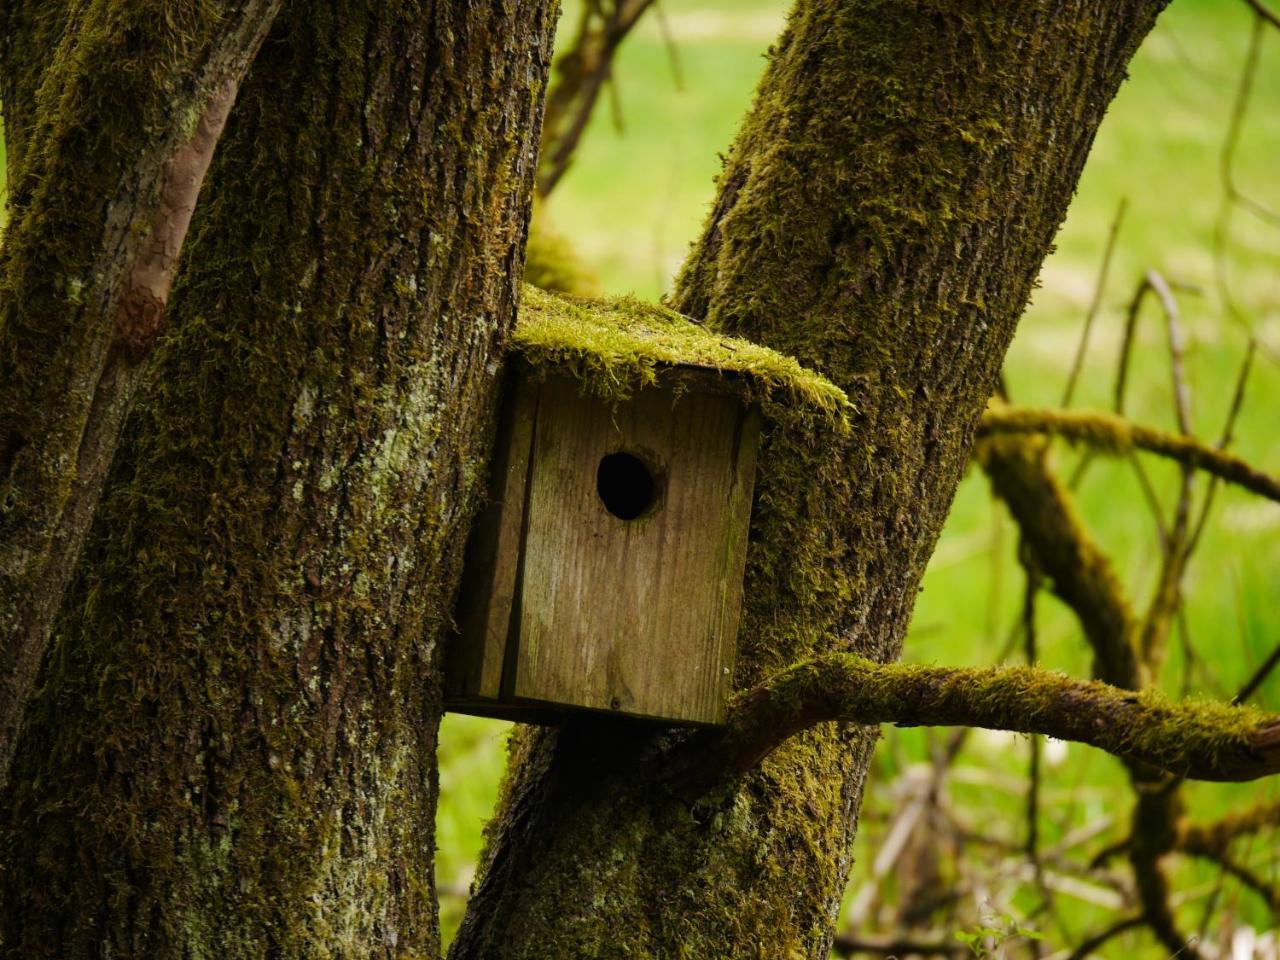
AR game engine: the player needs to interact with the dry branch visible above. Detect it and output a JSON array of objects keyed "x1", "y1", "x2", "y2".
[
  {"x1": 538, "y1": 0, "x2": 656, "y2": 195},
  {"x1": 1177, "y1": 799, "x2": 1280, "y2": 854},
  {"x1": 831, "y1": 932, "x2": 965, "y2": 957}
]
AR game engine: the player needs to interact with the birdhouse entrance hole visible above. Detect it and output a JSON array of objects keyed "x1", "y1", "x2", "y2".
[{"x1": 596, "y1": 451, "x2": 658, "y2": 520}]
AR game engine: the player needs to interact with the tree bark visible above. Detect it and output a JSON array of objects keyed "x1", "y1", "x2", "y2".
[
  {"x1": 0, "y1": 0, "x2": 70, "y2": 184},
  {"x1": 452, "y1": 2, "x2": 1166, "y2": 957},
  {"x1": 0, "y1": 1, "x2": 554, "y2": 956},
  {"x1": 0, "y1": 0, "x2": 282, "y2": 790}
]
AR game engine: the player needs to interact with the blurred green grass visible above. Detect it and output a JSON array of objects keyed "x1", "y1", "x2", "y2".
[{"x1": 439, "y1": 0, "x2": 1280, "y2": 950}]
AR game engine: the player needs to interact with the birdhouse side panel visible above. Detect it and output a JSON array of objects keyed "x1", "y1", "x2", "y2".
[
  {"x1": 513, "y1": 376, "x2": 759, "y2": 724},
  {"x1": 448, "y1": 374, "x2": 539, "y2": 702}
]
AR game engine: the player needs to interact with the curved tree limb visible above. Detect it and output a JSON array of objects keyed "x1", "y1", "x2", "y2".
[
  {"x1": 1175, "y1": 804, "x2": 1280, "y2": 914},
  {"x1": 979, "y1": 429, "x2": 1210, "y2": 957},
  {"x1": 1177, "y1": 799, "x2": 1280, "y2": 854},
  {"x1": 720, "y1": 655, "x2": 1280, "y2": 783},
  {"x1": 1243, "y1": 0, "x2": 1280, "y2": 32},
  {"x1": 538, "y1": 0, "x2": 656, "y2": 196},
  {"x1": 978, "y1": 407, "x2": 1280, "y2": 503},
  {"x1": 976, "y1": 434, "x2": 1141, "y2": 689}
]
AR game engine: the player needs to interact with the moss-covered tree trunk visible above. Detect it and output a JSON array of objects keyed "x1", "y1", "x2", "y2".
[
  {"x1": 0, "y1": 0, "x2": 282, "y2": 791},
  {"x1": 451, "y1": 2, "x2": 1167, "y2": 957},
  {"x1": 0, "y1": 1, "x2": 554, "y2": 956}
]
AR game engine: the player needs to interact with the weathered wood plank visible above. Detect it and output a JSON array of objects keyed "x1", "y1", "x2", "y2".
[
  {"x1": 449, "y1": 372, "x2": 538, "y2": 700},
  {"x1": 513, "y1": 374, "x2": 759, "y2": 723}
]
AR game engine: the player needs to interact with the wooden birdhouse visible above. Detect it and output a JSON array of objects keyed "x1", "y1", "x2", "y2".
[{"x1": 445, "y1": 286, "x2": 847, "y2": 726}]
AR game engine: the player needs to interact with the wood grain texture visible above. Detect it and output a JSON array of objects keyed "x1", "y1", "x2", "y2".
[
  {"x1": 513, "y1": 374, "x2": 759, "y2": 724},
  {"x1": 450, "y1": 373, "x2": 539, "y2": 700}
]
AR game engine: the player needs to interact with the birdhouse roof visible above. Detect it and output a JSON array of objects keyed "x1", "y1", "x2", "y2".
[{"x1": 513, "y1": 285, "x2": 851, "y2": 431}]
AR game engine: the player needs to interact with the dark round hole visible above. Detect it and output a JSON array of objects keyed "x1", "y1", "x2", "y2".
[{"x1": 596, "y1": 452, "x2": 656, "y2": 520}]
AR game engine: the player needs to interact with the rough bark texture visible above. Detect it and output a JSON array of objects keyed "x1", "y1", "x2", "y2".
[
  {"x1": 0, "y1": 1, "x2": 555, "y2": 956},
  {"x1": 452, "y1": 2, "x2": 1166, "y2": 957},
  {"x1": 0, "y1": 0, "x2": 282, "y2": 790},
  {"x1": 0, "y1": 0, "x2": 70, "y2": 184}
]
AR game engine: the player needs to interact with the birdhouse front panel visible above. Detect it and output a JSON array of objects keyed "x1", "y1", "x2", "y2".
[
  {"x1": 515, "y1": 374, "x2": 759, "y2": 723},
  {"x1": 447, "y1": 371, "x2": 759, "y2": 725}
]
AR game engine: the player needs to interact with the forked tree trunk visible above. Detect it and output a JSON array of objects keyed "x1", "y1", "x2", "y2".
[
  {"x1": 451, "y1": 2, "x2": 1166, "y2": 957},
  {"x1": 0, "y1": 2, "x2": 554, "y2": 956}
]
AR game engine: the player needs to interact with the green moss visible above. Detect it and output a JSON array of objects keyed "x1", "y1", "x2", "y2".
[
  {"x1": 515, "y1": 284, "x2": 852, "y2": 432},
  {"x1": 452, "y1": 0, "x2": 1170, "y2": 956},
  {"x1": 981, "y1": 405, "x2": 1137, "y2": 454}
]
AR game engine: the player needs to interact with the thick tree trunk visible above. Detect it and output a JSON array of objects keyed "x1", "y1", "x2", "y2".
[
  {"x1": 0, "y1": 0, "x2": 281, "y2": 789},
  {"x1": 452, "y1": 2, "x2": 1166, "y2": 957},
  {"x1": 0, "y1": 2, "x2": 554, "y2": 956}
]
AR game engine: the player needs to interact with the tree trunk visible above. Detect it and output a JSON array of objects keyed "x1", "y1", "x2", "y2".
[
  {"x1": 451, "y1": 2, "x2": 1166, "y2": 957},
  {"x1": 0, "y1": 1, "x2": 554, "y2": 956},
  {"x1": 0, "y1": 0, "x2": 282, "y2": 792}
]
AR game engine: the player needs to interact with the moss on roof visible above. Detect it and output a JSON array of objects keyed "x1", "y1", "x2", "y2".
[{"x1": 514, "y1": 285, "x2": 851, "y2": 431}]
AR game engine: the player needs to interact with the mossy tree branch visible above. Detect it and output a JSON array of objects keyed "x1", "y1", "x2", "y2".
[
  {"x1": 1176, "y1": 799, "x2": 1280, "y2": 854},
  {"x1": 976, "y1": 434, "x2": 1142, "y2": 689},
  {"x1": 977, "y1": 433, "x2": 1207, "y2": 958},
  {"x1": 979, "y1": 406, "x2": 1280, "y2": 502},
  {"x1": 718, "y1": 655, "x2": 1280, "y2": 784}
]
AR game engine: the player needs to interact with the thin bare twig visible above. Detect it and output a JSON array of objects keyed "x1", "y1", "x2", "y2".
[
  {"x1": 538, "y1": 0, "x2": 658, "y2": 196},
  {"x1": 1020, "y1": 544, "x2": 1048, "y2": 906},
  {"x1": 1106, "y1": 273, "x2": 1172, "y2": 539},
  {"x1": 1066, "y1": 915, "x2": 1145, "y2": 960},
  {"x1": 1149, "y1": 270, "x2": 1192, "y2": 437},
  {"x1": 1114, "y1": 274, "x2": 1152, "y2": 417},
  {"x1": 1242, "y1": 0, "x2": 1280, "y2": 35},
  {"x1": 1213, "y1": 16, "x2": 1280, "y2": 366},
  {"x1": 1063, "y1": 199, "x2": 1127, "y2": 410},
  {"x1": 1236, "y1": 642, "x2": 1280, "y2": 705},
  {"x1": 1186, "y1": 340, "x2": 1256, "y2": 557},
  {"x1": 1139, "y1": 270, "x2": 1194, "y2": 674}
]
